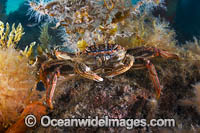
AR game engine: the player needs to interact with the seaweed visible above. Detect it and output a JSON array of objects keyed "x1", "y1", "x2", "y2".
[
  {"x1": 39, "y1": 23, "x2": 52, "y2": 51},
  {"x1": 1, "y1": 0, "x2": 200, "y2": 132},
  {"x1": 0, "y1": 21, "x2": 40, "y2": 132},
  {"x1": 0, "y1": 21, "x2": 24, "y2": 48}
]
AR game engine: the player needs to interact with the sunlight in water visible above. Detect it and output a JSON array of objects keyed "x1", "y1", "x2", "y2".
[{"x1": 6, "y1": 0, "x2": 25, "y2": 15}]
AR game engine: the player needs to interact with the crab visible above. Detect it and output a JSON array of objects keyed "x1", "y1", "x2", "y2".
[
  {"x1": 5, "y1": 43, "x2": 178, "y2": 132},
  {"x1": 37, "y1": 43, "x2": 179, "y2": 109}
]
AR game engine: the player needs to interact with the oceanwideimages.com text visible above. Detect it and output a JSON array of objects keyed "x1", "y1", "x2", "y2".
[{"x1": 25, "y1": 115, "x2": 175, "y2": 129}]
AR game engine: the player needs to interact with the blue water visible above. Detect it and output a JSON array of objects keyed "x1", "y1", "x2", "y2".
[{"x1": 6, "y1": 0, "x2": 25, "y2": 15}]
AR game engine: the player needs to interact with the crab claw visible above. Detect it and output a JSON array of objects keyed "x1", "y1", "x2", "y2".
[
  {"x1": 54, "y1": 51, "x2": 74, "y2": 61},
  {"x1": 75, "y1": 63, "x2": 103, "y2": 82},
  {"x1": 105, "y1": 55, "x2": 134, "y2": 78}
]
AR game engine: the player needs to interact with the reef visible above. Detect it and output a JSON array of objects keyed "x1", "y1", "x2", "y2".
[{"x1": 0, "y1": 0, "x2": 200, "y2": 132}]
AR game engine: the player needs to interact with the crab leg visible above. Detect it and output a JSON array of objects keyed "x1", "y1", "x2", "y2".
[
  {"x1": 105, "y1": 55, "x2": 134, "y2": 78},
  {"x1": 145, "y1": 47, "x2": 179, "y2": 60},
  {"x1": 145, "y1": 60, "x2": 161, "y2": 99},
  {"x1": 46, "y1": 69, "x2": 60, "y2": 109},
  {"x1": 75, "y1": 63, "x2": 103, "y2": 82},
  {"x1": 129, "y1": 47, "x2": 179, "y2": 60},
  {"x1": 131, "y1": 59, "x2": 161, "y2": 99}
]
